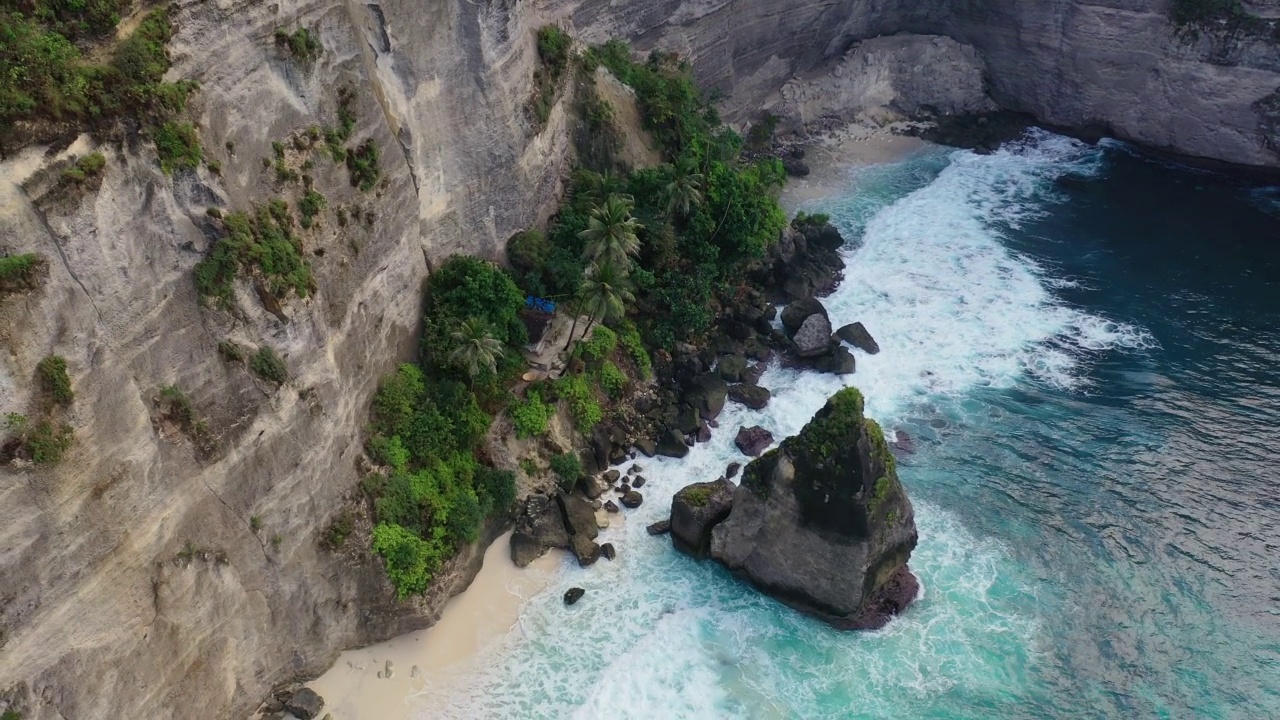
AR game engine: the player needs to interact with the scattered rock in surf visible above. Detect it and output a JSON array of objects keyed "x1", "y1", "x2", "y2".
[
  {"x1": 564, "y1": 587, "x2": 586, "y2": 605},
  {"x1": 781, "y1": 298, "x2": 828, "y2": 336},
  {"x1": 604, "y1": 500, "x2": 620, "y2": 513},
  {"x1": 741, "y1": 362, "x2": 766, "y2": 386},
  {"x1": 284, "y1": 688, "x2": 325, "y2": 720},
  {"x1": 814, "y1": 345, "x2": 855, "y2": 375},
  {"x1": 647, "y1": 519, "x2": 671, "y2": 536},
  {"x1": 718, "y1": 355, "x2": 748, "y2": 382},
  {"x1": 735, "y1": 426, "x2": 775, "y2": 457},
  {"x1": 616, "y1": 483, "x2": 631, "y2": 495},
  {"x1": 728, "y1": 384, "x2": 771, "y2": 409},
  {"x1": 632, "y1": 475, "x2": 646, "y2": 488},
  {"x1": 726, "y1": 462, "x2": 741, "y2": 479},
  {"x1": 670, "y1": 478, "x2": 736, "y2": 560},
  {"x1": 601, "y1": 543, "x2": 617, "y2": 561},
  {"x1": 656, "y1": 429, "x2": 689, "y2": 458},
  {"x1": 635, "y1": 438, "x2": 657, "y2": 457},
  {"x1": 792, "y1": 314, "x2": 834, "y2": 358},
  {"x1": 603, "y1": 469, "x2": 621, "y2": 484},
  {"x1": 836, "y1": 322, "x2": 880, "y2": 354},
  {"x1": 629, "y1": 464, "x2": 642, "y2": 474},
  {"x1": 579, "y1": 474, "x2": 608, "y2": 500},
  {"x1": 621, "y1": 490, "x2": 643, "y2": 508},
  {"x1": 697, "y1": 419, "x2": 712, "y2": 443}
]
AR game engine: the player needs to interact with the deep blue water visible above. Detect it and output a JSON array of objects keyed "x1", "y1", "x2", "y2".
[{"x1": 370, "y1": 131, "x2": 1280, "y2": 719}]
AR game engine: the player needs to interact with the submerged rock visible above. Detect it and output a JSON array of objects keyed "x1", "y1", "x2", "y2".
[
  {"x1": 284, "y1": 688, "x2": 325, "y2": 720},
  {"x1": 836, "y1": 322, "x2": 880, "y2": 355},
  {"x1": 735, "y1": 425, "x2": 775, "y2": 457},
  {"x1": 564, "y1": 587, "x2": 585, "y2": 605},
  {"x1": 601, "y1": 542, "x2": 617, "y2": 561},
  {"x1": 711, "y1": 388, "x2": 919, "y2": 630},
  {"x1": 726, "y1": 462, "x2": 741, "y2": 479},
  {"x1": 728, "y1": 384, "x2": 771, "y2": 410},
  {"x1": 647, "y1": 519, "x2": 672, "y2": 536},
  {"x1": 621, "y1": 490, "x2": 644, "y2": 508},
  {"x1": 814, "y1": 345, "x2": 856, "y2": 375},
  {"x1": 670, "y1": 478, "x2": 736, "y2": 559}
]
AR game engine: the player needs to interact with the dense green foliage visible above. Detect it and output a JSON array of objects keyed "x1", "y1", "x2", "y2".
[
  {"x1": 365, "y1": 339, "x2": 519, "y2": 596},
  {"x1": 193, "y1": 200, "x2": 315, "y2": 306},
  {"x1": 598, "y1": 360, "x2": 626, "y2": 400},
  {"x1": 249, "y1": 345, "x2": 288, "y2": 384},
  {"x1": 0, "y1": 7, "x2": 197, "y2": 149},
  {"x1": 153, "y1": 121, "x2": 202, "y2": 174},
  {"x1": 275, "y1": 27, "x2": 323, "y2": 64},
  {"x1": 37, "y1": 355, "x2": 73, "y2": 406},
  {"x1": 510, "y1": 390, "x2": 553, "y2": 438},
  {"x1": 420, "y1": 256, "x2": 527, "y2": 389},
  {"x1": 298, "y1": 189, "x2": 327, "y2": 228},
  {"x1": 536, "y1": 26, "x2": 572, "y2": 77},
  {"x1": 576, "y1": 325, "x2": 617, "y2": 361},
  {"x1": 555, "y1": 373, "x2": 602, "y2": 433},
  {"x1": 549, "y1": 451, "x2": 582, "y2": 489},
  {"x1": 514, "y1": 40, "x2": 787, "y2": 349},
  {"x1": 617, "y1": 321, "x2": 652, "y2": 379}
]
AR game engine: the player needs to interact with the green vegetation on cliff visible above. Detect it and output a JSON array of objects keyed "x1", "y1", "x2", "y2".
[
  {"x1": 0, "y1": 253, "x2": 46, "y2": 294},
  {"x1": 512, "y1": 39, "x2": 787, "y2": 349},
  {"x1": 37, "y1": 355, "x2": 73, "y2": 406},
  {"x1": 193, "y1": 200, "x2": 315, "y2": 307},
  {"x1": 364, "y1": 257, "x2": 527, "y2": 597},
  {"x1": 0, "y1": 6, "x2": 199, "y2": 157}
]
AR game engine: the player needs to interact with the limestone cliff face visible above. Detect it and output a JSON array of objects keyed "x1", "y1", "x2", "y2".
[
  {"x1": 1, "y1": 0, "x2": 1277, "y2": 717},
  {"x1": 935, "y1": 0, "x2": 1280, "y2": 167}
]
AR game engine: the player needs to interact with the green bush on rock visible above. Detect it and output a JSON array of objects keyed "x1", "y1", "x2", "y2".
[
  {"x1": 511, "y1": 390, "x2": 553, "y2": 438},
  {"x1": 37, "y1": 355, "x2": 73, "y2": 406}
]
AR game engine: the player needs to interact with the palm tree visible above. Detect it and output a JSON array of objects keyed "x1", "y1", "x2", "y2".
[
  {"x1": 664, "y1": 160, "x2": 704, "y2": 218},
  {"x1": 579, "y1": 194, "x2": 643, "y2": 270},
  {"x1": 577, "y1": 261, "x2": 636, "y2": 336},
  {"x1": 449, "y1": 317, "x2": 505, "y2": 386}
]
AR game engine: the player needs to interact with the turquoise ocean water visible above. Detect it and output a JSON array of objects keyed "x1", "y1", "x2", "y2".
[{"x1": 412, "y1": 130, "x2": 1280, "y2": 719}]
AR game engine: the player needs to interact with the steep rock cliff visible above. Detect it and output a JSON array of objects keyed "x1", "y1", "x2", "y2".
[{"x1": 1, "y1": 0, "x2": 1277, "y2": 718}]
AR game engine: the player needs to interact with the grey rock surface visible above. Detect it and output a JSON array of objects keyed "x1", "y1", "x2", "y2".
[
  {"x1": 712, "y1": 390, "x2": 919, "y2": 629},
  {"x1": 670, "y1": 478, "x2": 737, "y2": 559},
  {"x1": 836, "y1": 322, "x2": 880, "y2": 355},
  {"x1": 792, "y1": 314, "x2": 834, "y2": 358}
]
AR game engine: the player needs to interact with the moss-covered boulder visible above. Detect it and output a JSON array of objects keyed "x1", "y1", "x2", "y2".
[
  {"x1": 669, "y1": 478, "x2": 735, "y2": 559},
  {"x1": 710, "y1": 387, "x2": 919, "y2": 630}
]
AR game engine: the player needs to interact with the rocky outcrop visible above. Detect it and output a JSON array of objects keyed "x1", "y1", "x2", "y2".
[
  {"x1": 735, "y1": 425, "x2": 775, "y2": 457},
  {"x1": 728, "y1": 384, "x2": 771, "y2": 410},
  {"x1": 509, "y1": 491, "x2": 601, "y2": 567},
  {"x1": 283, "y1": 688, "x2": 326, "y2": 720},
  {"x1": 836, "y1": 322, "x2": 880, "y2": 355},
  {"x1": 710, "y1": 388, "x2": 919, "y2": 630},
  {"x1": 792, "y1": 314, "x2": 834, "y2": 357},
  {"x1": 669, "y1": 478, "x2": 736, "y2": 559}
]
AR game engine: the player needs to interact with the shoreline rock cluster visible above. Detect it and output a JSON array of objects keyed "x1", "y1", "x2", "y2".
[{"x1": 669, "y1": 388, "x2": 920, "y2": 630}]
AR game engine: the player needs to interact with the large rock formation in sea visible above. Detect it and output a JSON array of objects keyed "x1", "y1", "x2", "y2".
[
  {"x1": 676, "y1": 388, "x2": 919, "y2": 630},
  {"x1": 1, "y1": 0, "x2": 1277, "y2": 717}
]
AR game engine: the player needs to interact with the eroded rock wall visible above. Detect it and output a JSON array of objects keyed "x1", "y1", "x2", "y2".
[{"x1": 2, "y1": 0, "x2": 1278, "y2": 718}]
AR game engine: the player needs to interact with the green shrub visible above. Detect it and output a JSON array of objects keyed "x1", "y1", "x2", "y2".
[
  {"x1": 298, "y1": 190, "x2": 327, "y2": 228},
  {"x1": 421, "y1": 256, "x2": 528, "y2": 374},
  {"x1": 0, "y1": 253, "x2": 44, "y2": 292},
  {"x1": 618, "y1": 321, "x2": 652, "y2": 379},
  {"x1": 475, "y1": 465, "x2": 517, "y2": 516},
  {"x1": 556, "y1": 373, "x2": 602, "y2": 433},
  {"x1": 372, "y1": 522, "x2": 442, "y2": 598},
  {"x1": 549, "y1": 452, "x2": 582, "y2": 489},
  {"x1": 153, "y1": 122, "x2": 203, "y2": 174},
  {"x1": 250, "y1": 515, "x2": 262, "y2": 531},
  {"x1": 2, "y1": 707, "x2": 21, "y2": 720},
  {"x1": 577, "y1": 325, "x2": 617, "y2": 361},
  {"x1": 217, "y1": 340, "x2": 245, "y2": 362},
  {"x1": 536, "y1": 26, "x2": 572, "y2": 77},
  {"x1": 275, "y1": 27, "x2": 323, "y2": 64},
  {"x1": 346, "y1": 138, "x2": 380, "y2": 191},
  {"x1": 323, "y1": 511, "x2": 353, "y2": 549},
  {"x1": 26, "y1": 419, "x2": 73, "y2": 465},
  {"x1": 510, "y1": 390, "x2": 553, "y2": 438},
  {"x1": 193, "y1": 201, "x2": 314, "y2": 306},
  {"x1": 249, "y1": 345, "x2": 288, "y2": 384},
  {"x1": 37, "y1": 355, "x2": 73, "y2": 406},
  {"x1": 598, "y1": 360, "x2": 626, "y2": 400},
  {"x1": 157, "y1": 385, "x2": 195, "y2": 427}
]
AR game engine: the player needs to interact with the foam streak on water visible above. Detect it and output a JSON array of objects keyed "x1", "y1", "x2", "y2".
[{"x1": 413, "y1": 131, "x2": 1157, "y2": 719}]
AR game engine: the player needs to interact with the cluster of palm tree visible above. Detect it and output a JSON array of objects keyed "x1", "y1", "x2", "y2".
[
  {"x1": 449, "y1": 317, "x2": 505, "y2": 388},
  {"x1": 562, "y1": 161, "x2": 706, "y2": 355}
]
